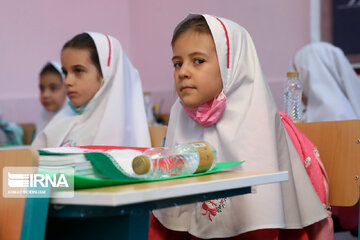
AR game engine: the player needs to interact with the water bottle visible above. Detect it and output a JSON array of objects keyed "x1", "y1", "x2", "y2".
[
  {"x1": 131, "y1": 141, "x2": 217, "y2": 178},
  {"x1": 284, "y1": 72, "x2": 303, "y2": 122}
]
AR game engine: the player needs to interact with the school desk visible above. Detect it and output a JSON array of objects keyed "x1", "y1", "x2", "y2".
[{"x1": 20, "y1": 170, "x2": 288, "y2": 240}]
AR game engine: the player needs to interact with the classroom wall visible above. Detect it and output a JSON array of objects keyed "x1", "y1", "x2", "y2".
[
  {"x1": 0, "y1": 0, "x2": 311, "y2": 124},
  {"x1": 0, "y1": 0, "x2": 132, "y2": 123}
]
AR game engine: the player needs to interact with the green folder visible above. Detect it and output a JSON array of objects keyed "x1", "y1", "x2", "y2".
[{"x1": 39, "y1": 150, "x2": 244, "y2": 190}]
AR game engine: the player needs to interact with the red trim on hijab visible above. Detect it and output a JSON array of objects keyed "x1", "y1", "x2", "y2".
[
  {"x1": 105, "y1": 34, "x2": 112, "y2": 66},
  {"x1": 215, "y1": 17, "x2": 230, "y2": 68},
  {"x1": 292, "y1": 59, "x2": 298, "y2": 72}
]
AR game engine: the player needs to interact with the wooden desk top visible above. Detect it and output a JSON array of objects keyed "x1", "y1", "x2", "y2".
[{"x1": 51, "y1": 171, "x2": 288, "y2": 207}]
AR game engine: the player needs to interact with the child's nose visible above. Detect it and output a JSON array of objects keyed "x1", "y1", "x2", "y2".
[
  {"x1": 64, "y1": 74, "x2": 74, "y2": 86},
  {"x1": 178, "y1": 64, "x2": 191, "y2": 79},
  {"x1": 42, "y1": 89, "x2": 51, "y2": 97}
]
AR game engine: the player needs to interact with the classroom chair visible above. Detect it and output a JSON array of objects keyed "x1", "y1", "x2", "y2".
[
  {"x1": 0, "y1": 148, "x2": 39, "y2": 240},
  {"x1": 158, "y1": 114, "x2": 170, "y2": 125},
  {"x1": 148, "y1": 125, "x2": 167, "y2": 147},
  {"x1": 18, "y1": 123, "x2": 36, "y2": 145},
  {"x1": 295, "y1": 120, "x2": 360, "y2": 239}
]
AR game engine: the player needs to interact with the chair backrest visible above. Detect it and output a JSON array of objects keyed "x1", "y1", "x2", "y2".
[
  {"x1": 158, "y1": 114, "x2": 170, "y2": 125},
  {"x1": 18, "y1": 123, "x2": 36, "y2": 145},
  {"x1": 0, "y1": 148, "x2": 38, "y2": 240},
  {"x1": 295, "y1": 120, "x2": 360, "y2": 207},
  {"x1": 149, "y1": 125, "x2": 167, "y2": 147}
]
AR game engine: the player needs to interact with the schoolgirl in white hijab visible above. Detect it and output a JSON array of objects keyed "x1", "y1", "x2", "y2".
[
  {"x1": 294, "y1": 42, "x2": 360, "y2": 122},
  {"x1": 36, "y1": 61, "x2": 67, "y2": 134},
  {"x1": 151, "y1": 14, "x2": 327, "y2": 239},
  {"x1": 32, "y1": 32, "x2": 151, "y2": 148}
]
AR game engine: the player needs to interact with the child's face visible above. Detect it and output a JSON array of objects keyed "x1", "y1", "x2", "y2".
[
  {"x1": 172, "y1": 30, "x2": 223, "y2": 108},
  {"x1": 61, "y1": 48, "x2": 102, "y2": 107},
  {"x1": 39, "y1": 73, "x2": 66, "y2": 112}
]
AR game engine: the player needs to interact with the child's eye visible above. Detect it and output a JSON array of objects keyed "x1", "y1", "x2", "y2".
[
  {"x1": 173, "y1": 62, "x2": 182, "y2": 68},
  {"x1": 194, "y1": 59, "x2": 205, "y2": 64},
  {"x1": 50, "y1": 84, "x2": 60, "y2": 92},
  {"x1": 75, "y1": 68, "x2": 84, "y2": 74},
  {"x1": 62, "y1": 70, "x2": 68, "y2": 76}
]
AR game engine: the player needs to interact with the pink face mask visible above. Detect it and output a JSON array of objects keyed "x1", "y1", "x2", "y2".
[{"x1": 181, "y1": 91, "x2": 227, "y2": 127}]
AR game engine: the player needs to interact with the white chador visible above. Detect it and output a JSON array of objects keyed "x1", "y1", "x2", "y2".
[
  {"x1": 294, "y1": 42, "x2": 360, "y2": 122},
  {"x1": 32, "y1": 32, "x2": 151, "y2": 148},
  {"x1": 153, "y1": 14, "x2": 327, "y2": 238}
]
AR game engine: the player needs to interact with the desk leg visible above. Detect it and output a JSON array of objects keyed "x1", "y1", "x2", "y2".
[
  {"x1": 20, "y1": 196, "x2": 50, "y2": 240},
  {"x1": 125, "y1": 210, "x2": 150, "y2": 240}
]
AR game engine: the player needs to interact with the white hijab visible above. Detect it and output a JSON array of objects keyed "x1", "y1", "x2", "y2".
[
  {"x1": 32, "y1": 32, "x2": 151, "y2": 148},
  {"x1": 153, "y1": 14, "x2": 327, "y2": 238},
  {"x1": 36, "y1": 61, "x2": 67, "y2": 134},
  {"x1": 294, "y1": 42, "x2": 360, "y2": 122}
]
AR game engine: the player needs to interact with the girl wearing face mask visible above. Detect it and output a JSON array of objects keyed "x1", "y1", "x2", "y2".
[{"x1": 150, "y1": 14, "x2": 330, "y2": 240}]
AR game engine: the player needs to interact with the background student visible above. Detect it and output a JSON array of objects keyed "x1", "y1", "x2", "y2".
[
  {"x1": 294, "y1": 41, "x2": 360, "y2": 236},
  {"x1": 36, "y1": 61, "x2": 66, "y2": 134},
  {"x1": 150, "y1": 14, "x2": 329, "y2": 239},
  {"x1": 32, "y1": 32, "x2": 151, "y2": 148},
  {"x1": 0, "y1": 107, "x2": 24, "y2": 146},
  {"x1": 294, "y1": 42, "x2": 360, "y2": 122}
]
